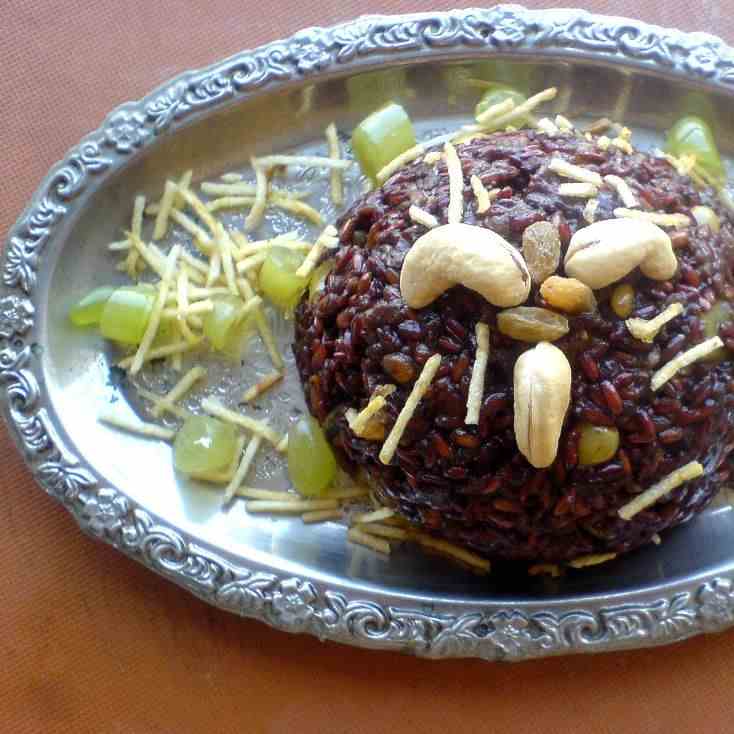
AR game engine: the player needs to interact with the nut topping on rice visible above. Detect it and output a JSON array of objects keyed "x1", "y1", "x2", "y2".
[
  {"x1": 565, "y1": 218, "x2": 677, "y2": 289},
  {"x1": 400, "y1": 224, "x2": 530, "y2": 309}
]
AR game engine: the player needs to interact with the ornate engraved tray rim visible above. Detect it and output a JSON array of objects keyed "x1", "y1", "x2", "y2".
[{"x1": 5, "y1": 5, "x2": 734, "y2": 661}]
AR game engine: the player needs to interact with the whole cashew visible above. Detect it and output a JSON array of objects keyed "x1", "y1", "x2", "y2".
[
  {"x1": 564, "y1": 218, "x2": 677, "y2": 289},
  {"x1": 514, "y1": 342, "x2": 572, "y2": 468},
  {"x1": 400, "y1": 223, "x2": 531, "y2": 308}
]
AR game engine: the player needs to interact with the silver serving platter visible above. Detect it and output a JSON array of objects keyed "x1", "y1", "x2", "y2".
[{"x1": 6, "y1": 5, "x2": 734, "y2": 661}]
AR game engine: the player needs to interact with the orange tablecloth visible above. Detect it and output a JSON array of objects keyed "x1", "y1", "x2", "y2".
[{"x1": 3, "y1": 2, "x2": 734, "y2": 732}]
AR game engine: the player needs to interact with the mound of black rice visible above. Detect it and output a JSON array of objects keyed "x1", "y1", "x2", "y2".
[{"x1": 294, "y1": 129, "x2": 734, "y2": 562}]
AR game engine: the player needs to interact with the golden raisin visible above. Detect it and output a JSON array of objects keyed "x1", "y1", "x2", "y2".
[
  {"x1": 522, "y1": 221, "x2": 561, "y2": 284},
  {"x1": 382, "y1": 353, "x2": 417, "y2": 383},
  {"x1": 540, "y1": 276, "x2": 596, "y2": 314},
  {"x1": 578, "y1": 424, "x2": 619, "y2": 466},
  {"x1": 610, "y1": 283, "x2": 635, "y2": 319},
  {"x1": 496, "y1": 306, "x2": 569, "y2": 342}
]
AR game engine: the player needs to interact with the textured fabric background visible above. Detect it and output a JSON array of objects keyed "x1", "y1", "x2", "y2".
[{"x1": 2, "y1": 2, "x2": 734, "y2": 732}]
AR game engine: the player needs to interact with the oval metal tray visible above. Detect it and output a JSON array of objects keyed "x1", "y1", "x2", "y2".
[{"x1": 5, "y1": 5, "x2": 734, "y2": 661}]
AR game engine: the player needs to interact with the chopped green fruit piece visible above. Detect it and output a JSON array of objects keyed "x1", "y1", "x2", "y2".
[
  {"x1": 441, "y1": 65, "x2": 474, "y2": 102},
  {"x1": 153, "y1": 316, "x2": 177, "y2": 348},
  {"x1": 578, "y1": 424, "x2": 620, "y2": 466},
  {"x1": 174, "y1": 415, "x2": 238, "y2": 476},
  {"x1": 351, "y1": 102, "x2": 416, "y2": 183},
  {"x1": 676, "y1": 91, "x2": 719, "y2": 135},
  {"x1": 219, "y1": 312, "x2": 257, "y2": 362},
  {"x1": 691, "y1": 205, "x2": 720, "y2": 233},
  {"x1": 442, "y1": 61, "x2": 536, "y2": 101},
  {"x1": 99, "y1": 285, "x2": 155, "y2": 345},
  {"x1": 475, "y1": 86, "x2": 528, "y2": 127},
  {"x1": 472, "y1": 60, "x2": 537, "y2": 92},
  {"x1": 665, "y1": 115, "x2": 726, "y2": 187},
  {"x1": 346, "y1": 69, "x2": 410, "y2": 113},
  {"x1": 203, "y1": 294, "x2": 245, "y2": 351},
  {"x1": 69, "y1": 286, "x2": 116, "y2": 327},
  {"x1": 701, "y1": 300, "x2": 734, "y2": 362},
  {"x1": 287, "y1": 416, "x2": 337, "y2": 497},
  {"x1": 259, "y1": 246, "x2": 308, "y2": 311},
  {"x1": 308, "y1": 258, "x2": 335, "y2": 302}
]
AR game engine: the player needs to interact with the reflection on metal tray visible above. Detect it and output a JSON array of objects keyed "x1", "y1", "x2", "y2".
[{"x1": 4, "y1": 6, "x2": 734, "y2": 660}]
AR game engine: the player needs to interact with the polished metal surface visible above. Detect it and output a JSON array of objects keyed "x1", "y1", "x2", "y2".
[{"x1": 5, "y1": 5, "x2": 734, "y2": 660}]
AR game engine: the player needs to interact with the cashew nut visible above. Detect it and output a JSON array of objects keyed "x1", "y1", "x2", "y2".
[
  {"x1": 513, "y1": 342, "x2": 572, "y2": 468},
  {"x1": 565, "y1": 218, "x2": 677, "y2": 289},
  {"x1": 400, "y1": 223, "x2": 531, "y2": 308}
]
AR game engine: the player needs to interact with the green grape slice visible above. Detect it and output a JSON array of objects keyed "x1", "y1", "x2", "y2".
[
  {"x1": 174, "y1": 415, "x2": 238, "y2": 476},
  {"x1": 346, "y1": 68, "x2": 410, "y2": 114},
  {"x1": 472, "y1": 60, "x2": 537, "y2": 93},
  {"x1": 308, "y1": 258, "x2": 335, "y2": 302},
  {"x1": 287, "y1": 416, "x2": 337, "y2": 497},
  {"x1": 475, "y1": 86, "x2": 529, "y2": 127},
  {"x1": 203, "y1": 294, "x2": 246, "y2": 351},
  {"x1": 99, "y1": 285, "x2": 155, "y2": 345},
  {"x1": 351, "y1": 102, "x2": 416, "y2": 183},
  {"x1": 219, "y1": 311, "x2": 258, "y2": 362},
  {"x1": 578, "y1": 424, "x2": 620, "y2": 466},
  {"x1": 153, "y1": 316, "x2": 177, "y2": 348},
  {"x1": 259, "y1": 246, "x2": 308, "y2": 311},
  {"x1": 665, "y1": 115, "x2": 725, "y2": 186},
  {"x1": 701, "y1": 300, "x2": 734, "y2": 362},
  {"x1": 68, "y1": 286, "x2": 116, "y2": 327}
]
